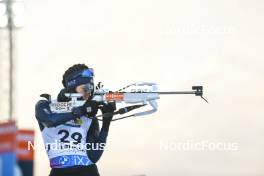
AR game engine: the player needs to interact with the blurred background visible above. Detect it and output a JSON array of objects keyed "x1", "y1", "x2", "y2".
[{"x1": 0, "y1": 0, "x2": 264, "y2": 175}]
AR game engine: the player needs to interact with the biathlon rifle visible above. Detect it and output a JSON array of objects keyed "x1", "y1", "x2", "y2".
[{"x1": 43, "y1": 82, "x2": 208, "y2": 121}]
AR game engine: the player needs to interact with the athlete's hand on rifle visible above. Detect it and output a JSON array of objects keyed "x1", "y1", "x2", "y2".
[
  {"x1": 101, "y1": 102, "x2": 116, "y2": 122},
  {"x1": 71, "y1": 106, "x2": 87, "y2": 118}
]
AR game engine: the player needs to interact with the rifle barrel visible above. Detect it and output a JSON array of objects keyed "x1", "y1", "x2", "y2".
[{"x1": 94, "y1": 91, "x2": 199, "y2": 95}]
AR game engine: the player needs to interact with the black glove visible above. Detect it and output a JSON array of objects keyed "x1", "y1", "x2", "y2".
[
  {"x1": 102, "y1": 102, "x2": 116, "y2": 113},
  {"x1": 101, "y1": 102, "x2": 116, "y2": 122},
  {"x1": 82, "y1": 100, "x2": 99, "y2": 117},
  {"x1": 72, "y1": 106, "x2": 86, "y2": 118}
]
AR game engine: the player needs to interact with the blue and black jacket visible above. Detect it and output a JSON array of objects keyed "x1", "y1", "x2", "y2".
[{"x1": 35, "y1": 89, "x2": 111, "y2": 164}]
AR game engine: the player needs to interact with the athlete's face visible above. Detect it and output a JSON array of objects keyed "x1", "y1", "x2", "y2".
[{"x1": 75, "y1": 84, "x2": 91, "y2": 100}]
